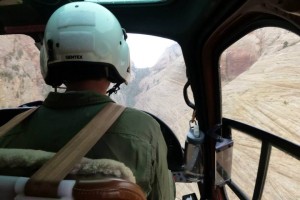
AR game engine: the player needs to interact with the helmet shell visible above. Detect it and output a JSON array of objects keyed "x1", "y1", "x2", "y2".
[{"x1": 40, "y1": 2, "x2": 130, "y2": 86}]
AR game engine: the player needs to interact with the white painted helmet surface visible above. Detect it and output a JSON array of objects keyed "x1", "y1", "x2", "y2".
[{"x1": 40, "y1": 2, "x2": 130, "y2": 86}]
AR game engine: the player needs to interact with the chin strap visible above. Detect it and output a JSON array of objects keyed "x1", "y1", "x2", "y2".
[{"x1": 107, "y1": 83, "x2": 121, "y2": 96}]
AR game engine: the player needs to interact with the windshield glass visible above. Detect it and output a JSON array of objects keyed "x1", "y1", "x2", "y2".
[{"x1": 221, "y1": 27, "x2": 300, "y2": 199}]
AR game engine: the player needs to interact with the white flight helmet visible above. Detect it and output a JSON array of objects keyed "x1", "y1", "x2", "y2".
[{"x1": 40, "y1": 1, "x2": 130, "y2": 87}]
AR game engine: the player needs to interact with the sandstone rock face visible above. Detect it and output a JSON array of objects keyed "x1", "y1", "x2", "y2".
[
  {"x1": 0, "y1": 35, "x2": 50, "y2": 108},
  {"x1": 222, "y1": 28, "x2": 300, "y2": 200},
  {"x1": 220, "y1": 32, "x2": 261, "y2": 83}
]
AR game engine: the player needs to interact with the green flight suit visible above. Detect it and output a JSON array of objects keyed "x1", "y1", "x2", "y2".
[{"x1": 0, "y1": 91, "x2": 175, "y2": 199}]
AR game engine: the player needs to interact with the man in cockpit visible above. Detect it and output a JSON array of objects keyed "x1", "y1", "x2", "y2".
[{"x1": 0, "y1": 2, "x2": 175, "y2": 199}]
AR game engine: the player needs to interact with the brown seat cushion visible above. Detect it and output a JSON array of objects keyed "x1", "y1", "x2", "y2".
[{"x1": 73, "y1": 178, "x2": 146, "y2": 200}]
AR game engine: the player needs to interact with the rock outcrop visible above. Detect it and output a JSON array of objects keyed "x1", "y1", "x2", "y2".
[
  {"x1": 0, "y1": 35, "x2": 50, "y2": 108},
  {"x1": 222, "y1": 28, "x2": 300, "y2": 200}
]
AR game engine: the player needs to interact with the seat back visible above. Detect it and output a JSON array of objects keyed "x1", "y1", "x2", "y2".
[
  {"x1": 0, "y1": 148, "x2": 145, "y2": 200},
  {"x1": 73, "y1": 178, "x2": 146, "y2": 200},
  {"x1": 0, "y1": 175, "x2": 146, "y2": 200}
]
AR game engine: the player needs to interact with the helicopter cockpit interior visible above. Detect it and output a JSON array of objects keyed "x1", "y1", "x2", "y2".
[{"x1": 0, "y1": 0, "x2": 299, "y2": 199}]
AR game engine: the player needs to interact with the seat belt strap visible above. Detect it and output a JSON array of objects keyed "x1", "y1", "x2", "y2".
[
  {"x1": 25, "y1": 102, "x2": 125, "y2": 198},
  {"x1": 0, "y1": 107, "x2": 39, "y2": 138}
]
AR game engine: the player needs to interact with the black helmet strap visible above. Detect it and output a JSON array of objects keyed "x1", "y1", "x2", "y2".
[{"x1": 107, "y1": 83, "x2": 121, "y2": 96}]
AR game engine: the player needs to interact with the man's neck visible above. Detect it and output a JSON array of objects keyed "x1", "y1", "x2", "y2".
[{"x1": 65, "y1": 80, "x2": 110, "y2": 95}]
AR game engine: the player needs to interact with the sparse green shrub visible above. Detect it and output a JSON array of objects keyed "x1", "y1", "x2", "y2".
[
  {"x1": 17, "y1": 49, "x2": 23, "y2": 59},
  {"x1": 0, "y1": 71, "x2": 13, "y2": 81},
  {"x1": 283, "y1": 41, "x2": 288, "y2": 48},
  {"x1": 11, "y1": 64, "x2": 19, "y2": 71}
]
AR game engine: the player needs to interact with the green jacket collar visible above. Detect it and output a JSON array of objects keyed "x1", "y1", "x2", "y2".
[{"x1": 43, "y1": 91, "x2": 114, "y2": 108}]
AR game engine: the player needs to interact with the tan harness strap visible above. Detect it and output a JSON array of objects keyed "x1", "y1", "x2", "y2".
[
  {"x1": 25, "y1": 102, "x2": 125, "y2": 197},
  {"x1": 0, "y1": 107, "x2": 38, "y2": 138}
]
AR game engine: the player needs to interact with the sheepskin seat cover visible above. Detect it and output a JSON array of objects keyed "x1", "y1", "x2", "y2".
[{"x1": 0, "y1": 148, "x2": 136, "y2": 183}]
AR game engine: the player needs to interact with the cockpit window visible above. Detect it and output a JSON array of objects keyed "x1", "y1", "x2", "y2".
[
  {"x1": 221, "y1": 27, "x2": 300, "y2": 145},
  {"x1": 221, "y1": 27, "x2": 300, "y2": 199}
]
